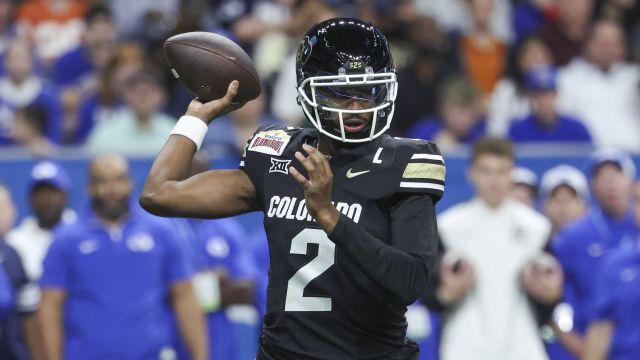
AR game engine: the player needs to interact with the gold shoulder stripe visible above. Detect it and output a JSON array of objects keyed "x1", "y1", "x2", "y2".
[{"x1": 402, "y1": 163, "x2": 446, "y2": 181}]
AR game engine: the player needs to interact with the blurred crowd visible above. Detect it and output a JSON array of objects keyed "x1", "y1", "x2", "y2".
[
  {"x1": 0, "y1": 0, "x2": 635, "y2": 159},
  {"x1": 0, "y1": 0, "x2": 639, "y2": 359}
]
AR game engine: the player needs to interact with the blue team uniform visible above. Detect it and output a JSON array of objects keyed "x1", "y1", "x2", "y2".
[
  {"x1": 406, "y1": 117, "x2": 486, "y2": 144},
  {"x1": 40, "y1": 206, "x2": 193, "y2": 360},
  {"x1": 174, "y1": 217, "x2": 260, "y2": 360},
  {"x1": 590, "y1": 244, "x2": 640, "y2": 360},
  {"x1": 508, "y1": 114, "x2": 592, "y2": 144},
  {"x1": 52, "y1": 46, "x2": 94, "y2": 88},
  {"x1": 250, "y1": 230, "x2": 269, "y2": 319},
  {"x1": 0, "y1": 84, "x2": 64, "y2": 145},
  {"x1": 552, "y1": 207, "x2": 637, "y2": 336},
  {"x1": 0, "y1": 240, "x2": 35, "y2": 360}
]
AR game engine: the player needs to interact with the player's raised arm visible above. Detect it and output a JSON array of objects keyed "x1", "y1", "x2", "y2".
[{"x1": 140, "y1": 81, "x2": 259, "y2": 218}]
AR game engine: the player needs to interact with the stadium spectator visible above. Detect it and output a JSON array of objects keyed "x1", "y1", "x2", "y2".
[
  {"x1": 16, "y1": 0, "x2": 87, "y2": 65},
  {"x1": 53, "y1": 4, "x2": 118, "y2": 143},
  {"x1": 540, "y1": 165, "x2": 590, "y2": 360},
  {"x1": 176, "y1": 216, "x2": 260, "y2": 360},
  {"x1": 87, "y1": 67, "x2": 175, "y2": 155},
  {"x1": 557, "y1": 19, "x2": 640, "y2": 152},
  {"x1": 366, "y1": 0, "x2": 422, "y2": 49},
  {"x1": 39, "y1": 153, "x2": 207, "y2": 360},
  {"x1": 540, "y1": 165, "x2": 589, "y2": 237},
  {"x1": 537, "y1": 0, "x2": 592, "y2": 65},
  {"x1": 72, "y1": 42, "x2": 144, "y2": 144},
  {"x1": 551, "y1": 148, "x2": 637, "y2": 358},
  {"x1": 11, "y1": 105, "x2": 54, "y2": 156},
  {"x1": 508, "y1": 65, "x2": 592, "y2": 144},
  {"x1": 224, "y1": 0, "x2": 291, "y2": 45},
  {"x1": 270, "y1": 0, "x2": 340, "y2": 127},
  {"x1": 108, "y1": 0, "x2": 179, "y2": 41},
  {"x1": 52, "y1": 5, "x2": 117, "y2": 89},
  {"x1": 391, "y1": 15, "x2": 451, "y2": 136},
  {"x1": 0, "y1": 0, "x2": 19, "y2": 64},
  {"x1": 6, "y1": 161, "x2": 74, "y2": 359},
  {"x1": 0, "y1": 39, "x2": 63, "y2": 145},
  {"x1": 594, "y1": 0, "x2": 640, "y2": 61},
  {"x1": 511, "y1": 0, "x2": 558, "y2": 43},
  {"x1": 425, "y1": 138, "x2": 561, "y2": 360},
  {"x1": 7, "y1": 161, "x2": 74, "y2": 283},
  {"x1": 510, "y1": 166, "x2": 539, "y2": 208},
  {"x1": 582, "y1": 181, "x2": 640, "y2": 360},
  {"x1": 446, "y1": 0, "x2": 508, "y2": 96},
  {"x1": 415, "y1": 0, "x2": 514, "y2": 44},
  {"x1": 0, "y1": 184, "x2": 40, "y2": 360},
  {"x1": 406, "y1": 76, "x2": 486, "y2": 151},
  {"x1": 487, "y1": 36, "x2": 553, "y2": 136},
  {"x1": 226, "y1": 0, "x2": 294, "y2": 84}
]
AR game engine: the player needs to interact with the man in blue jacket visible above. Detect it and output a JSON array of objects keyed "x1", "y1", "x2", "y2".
[
  {"x1": 508, "y1": 65, "x2": 592, "y2": 144},
  {"x1": 551, "y1": 149, "x2": 637, "y2": 358},
  {"x1": 582, "y1": 183, "x2": 640, "y2": 360},
  {"x1": 39, "y1": 153, "x2": 207, "y2": 360}
]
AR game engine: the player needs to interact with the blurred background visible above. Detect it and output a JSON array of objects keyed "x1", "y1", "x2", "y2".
[{"x1": 0, "y1": 0, "x2": 639, "y2": 359}]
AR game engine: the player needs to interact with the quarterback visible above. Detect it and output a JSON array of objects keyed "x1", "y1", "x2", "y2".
[{"x1": 141, "y1": 18, "x2": 445, "y2": 360}]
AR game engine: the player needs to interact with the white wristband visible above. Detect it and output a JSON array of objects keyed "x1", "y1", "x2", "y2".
[{"x1": 170, "y1": 115, "x2": 209, "y2": 150}]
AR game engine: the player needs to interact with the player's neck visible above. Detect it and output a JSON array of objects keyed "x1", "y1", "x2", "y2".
[{"x1": 317, "y1": 136, "x2": 338, "y2": 159}]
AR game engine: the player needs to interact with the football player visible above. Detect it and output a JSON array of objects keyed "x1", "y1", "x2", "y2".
[{"x1": 141, "y1": 18, "x2": 445, "y2": 360}]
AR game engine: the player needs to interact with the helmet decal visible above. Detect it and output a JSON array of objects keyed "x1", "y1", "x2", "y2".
[{"x1": 296, "y1": 36, "x2": 315, "y2": 67}]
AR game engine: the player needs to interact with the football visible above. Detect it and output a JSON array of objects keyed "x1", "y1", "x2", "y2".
[{"x1": 164, "y1": 32, "x2": 261, "y2": 103}]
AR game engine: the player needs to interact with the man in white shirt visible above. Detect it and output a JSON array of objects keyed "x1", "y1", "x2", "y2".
[
  {"x1": 426, "y1": 138, "x2": 563, "y2": 360},
  {"x1": 557, "y1": 20, "x2": 640, "y2": 151},
  {"x1": 7, "y1": 161, "x2": 75, "y2": 282},
  {"x1": 6, "y1": 161, "x2": 75, "y2": 359}
]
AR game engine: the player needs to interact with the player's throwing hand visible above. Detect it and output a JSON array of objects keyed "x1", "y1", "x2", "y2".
[
  {"x1": 289, "y1": 143, "x2": 340, "y2": 233},
  {"x1": 185, "y1": 80, "x2": 243, "y2": 123}
]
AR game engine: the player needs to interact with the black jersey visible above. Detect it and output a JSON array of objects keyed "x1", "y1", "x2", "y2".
[{"x1": 240, "y1": 125, "x2": 445, "y2": 360}]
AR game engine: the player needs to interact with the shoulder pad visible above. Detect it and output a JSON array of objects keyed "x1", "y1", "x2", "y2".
[
  {"x1": 239, "y1": 125, "x2": 307, "y2": 168},
  {"x1": 384, "y1": 136, "x2": 446, "y2": 202}
]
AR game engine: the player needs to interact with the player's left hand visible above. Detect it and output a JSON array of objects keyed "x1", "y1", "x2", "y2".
[
  {"x1": 520, "y1": 254, "x2": 564, "y2": 304},
  {"x1": 289, "y1": 143, "x2": 340, "y2": 233}
]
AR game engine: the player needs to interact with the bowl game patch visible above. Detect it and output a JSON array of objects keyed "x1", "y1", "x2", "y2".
[{"x1": 248, "y1": 130, "x2": 291, "y2": 156}]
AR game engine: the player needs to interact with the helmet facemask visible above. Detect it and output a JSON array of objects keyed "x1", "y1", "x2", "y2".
[{"x1": 297, "y1": 67, "x2": 397, "y2": 143}]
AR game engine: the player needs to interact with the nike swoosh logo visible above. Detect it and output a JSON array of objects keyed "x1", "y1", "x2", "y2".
[{"x1": 346, "y1": 168, "x2": 370, "y2": 178}]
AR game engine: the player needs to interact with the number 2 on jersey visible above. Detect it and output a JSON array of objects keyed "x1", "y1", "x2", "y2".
[{"x1": 285, "y1": 229, "x2": 335, "y2": 311}]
